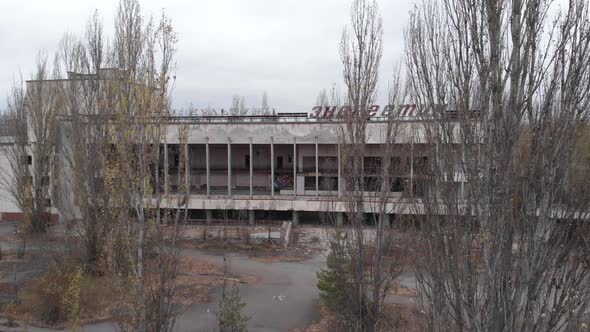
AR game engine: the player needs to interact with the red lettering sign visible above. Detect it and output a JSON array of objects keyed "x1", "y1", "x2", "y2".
[{"x1": 308, "y1": 104, "x2": 424, "y2": 118}]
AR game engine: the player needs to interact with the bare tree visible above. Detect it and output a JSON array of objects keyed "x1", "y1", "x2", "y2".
[
  {"x1": 102, "y1": 2, "x2": 184, "y2": 330},
  {"x1": 260, "y1": 91, "x2": 271, "y2": 115},
  {"x1": 316, "y1": 88, "x2": 329, "y2": 107},
  {"x1": 53, "y1": 12, "x2": 115, "y2": 273},
  {"x1": 406, "y1": 0, "x2": 590, "y2": 330},
  {"x1": 318, "y1": 1, "x2": 407, "y2": 331},
  {"x1": 44, "y1": 0, "x2": 187, "y2": 329},
  {"x1": 144, "y1": 121, "x2": 189, "y2": 332},
  {"x1": 0, "y1": 79, "x2": 30, "y2": 222},
  {"x1": 229, "y1": 95, "x2": 249, "y2": 116},
  {"x1": 22, "y1": 54, "x2": 60, "y2": 233},
  {"x1": 0, "y1": 77, "x2": 33, "y2": 256}
]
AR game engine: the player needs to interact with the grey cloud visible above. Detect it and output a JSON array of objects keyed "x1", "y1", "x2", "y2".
[{"x1": 0, "y1": 0, "x2": 413, "y2": 113}]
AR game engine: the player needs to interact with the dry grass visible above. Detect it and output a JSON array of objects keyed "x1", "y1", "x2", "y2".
[
  {"x1": 0, "y1": 233, "x2": 19, "y2": 243},
  {"x1": 0, "y1": 254, "x2": 19, "y2": 279},
  {"x1": 248, "y1": 254, "x2": 309, "y2": 263},
  {"x1": 382, "y1": 303, "x2": 427, "y2": 332},
  {"x1": 7, "y1": 269, "x2": 120, "y2": 329},
  {"x1": 389, "y1": 281, "x2": 418, "y2": 297},
  {"x1": 290, "y1": 303, "x2": 332, "y2": 332},
  {"x1": 293, "y1": 302, "x2": 426, "y2": 332},
  {"x1": 174, "y1": 255, "x2": 256, "y2": 305},
  {"x1": 4, "y1": 254, "x2": 255, "y2": 329},
  {"x1": 179, "y1": 239, "x2": 267, "y2": 252}
]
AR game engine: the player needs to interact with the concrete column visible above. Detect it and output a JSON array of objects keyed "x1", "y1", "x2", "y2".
[
  {"x1": 410, "y1": 141, "x2": 414, "y2": 197},
  {"x1": 185, "y1": 143, "x2": 189, "y2": 194},
  {"x1": 227, "y1": 137, "x2": 232, "y2": 197},
  {"x1": 337, "y1": 143, "x2": 341, "y2": 198},
  {"x1": 249, "y1": 138, "x2": 253, "y2": 197},
  {"x1": 155, "y1": 144, "x2": 161, "y2": 194},
  {"x1": 292, "y1": 210, "x2": 299, "y2": 226},
  {"x1": 206, "y1": 210, "x2": 213, "y2": 225},
  {"x1": 315, "y1": 137, "x2": 319, "y2": 197},
  {"x1": 271, "y1": 137, "x2": 275, "y2": 197},
  {"x1": 461, "y1": 144, "x2": 465, "y2": 202},
  {"x1": 249, "y1": 210, "x2": 255, "y2": 225},
  {"x1": 336, "y1": 212, "x2": 344, "y2": 227},
  {"x1": 293, "y1": 137, "x2": 297, "y2": 198},
  {"x1": 435, "y1": 142, "x2": 439, "y2": 190},
  {"x1": 206, "y1": 137, "x2": 210, "y2": 197},
  {"x1": 164, "y1": 142, "x2": 169, "y2": 196},
  {"x1": 380, "y1": 213, "x2": 391, "y2": 229}
]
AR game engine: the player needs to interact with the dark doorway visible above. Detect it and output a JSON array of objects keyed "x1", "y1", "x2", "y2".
[{"x1": 277, "y1": 156, "x2": 284, "y2": 169}]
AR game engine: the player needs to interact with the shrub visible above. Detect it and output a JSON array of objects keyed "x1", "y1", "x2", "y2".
[
  {"x1": 316, "y1": 251, "x2": 348, "y2": 313},
  {"x1": 35, "y1": 263, "x2": 83, "y2": 324},
  {"x1": 3, "y1": 303, "x2": 18, "y2": 327},
  {"x1": 316, "y1": 233, "x2": 373, "y2": 331},
  {"x1": 217, "y1": 281, "x2": 249, "y2": 332}
]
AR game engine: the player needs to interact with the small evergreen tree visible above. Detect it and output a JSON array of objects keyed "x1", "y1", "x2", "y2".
[
  {"x1": 316, "y1": 231, "x2": 373, "y2": 331},
  {"x1": 217, "y1": 281, "x2": 249, "y2": 332},
  {"x1": 217, "y1": 257, "x2": 249, "y2": 332},
  {"x1": 316, "y1": 233, "x2": 350, "y2": 313}
]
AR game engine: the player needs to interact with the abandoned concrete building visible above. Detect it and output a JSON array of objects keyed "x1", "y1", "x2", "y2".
[
  {"x1": 0, "y1": 71, "x2": 470, "y2": 225},
  {"x1": 105, "y1": 110, "x2": 467, "y2": 225}
]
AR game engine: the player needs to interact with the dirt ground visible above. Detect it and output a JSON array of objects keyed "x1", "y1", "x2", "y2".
[
  {"x1": 177, "y1": 224, "x2": 328, "y2": 263},
  {"x1": 0, "y1": 222, "x2": 421, "y2": 331}
]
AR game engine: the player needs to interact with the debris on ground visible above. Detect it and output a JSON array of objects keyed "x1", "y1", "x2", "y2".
[{"x1": 249, "y1": 254, "x2": 308, "y2": 263}]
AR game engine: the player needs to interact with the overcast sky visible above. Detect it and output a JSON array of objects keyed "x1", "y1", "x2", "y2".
[{"x1": 0, "y1": 0, "x2": 413, "y2": 113}]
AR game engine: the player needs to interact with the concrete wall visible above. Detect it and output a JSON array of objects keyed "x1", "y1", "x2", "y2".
[
  {"x1": 165, "y1": 120, "x2": 448, "y2": 145},
  {"x1": 0, "y1": 146, "x2": 21, "y2": 214}
]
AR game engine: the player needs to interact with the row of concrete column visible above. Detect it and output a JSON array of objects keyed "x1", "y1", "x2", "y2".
[
  {"x1": 172, "y1": 136, "x2": 342, "y2": 198},
  {"x1": 203, "y1": 210, "x2": 258, "y2": 225},
  {"x1": 164, "y1": 139, "x2": 435, "y2": 200},
  {"x1": 163, "y1": 139, "x2": 468, "y2": 200},
  {"x1": 203, "y1": 209, "x2": 301, "y2": 226}
]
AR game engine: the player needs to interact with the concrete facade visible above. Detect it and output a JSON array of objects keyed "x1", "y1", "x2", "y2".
[{"x1": 147, "y1": 116, "x2": 466, "y2": 223}]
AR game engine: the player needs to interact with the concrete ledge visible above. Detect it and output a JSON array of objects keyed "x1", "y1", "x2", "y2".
[{"x1": 154, "y1": 195, "x2": 421, "y2": 214}]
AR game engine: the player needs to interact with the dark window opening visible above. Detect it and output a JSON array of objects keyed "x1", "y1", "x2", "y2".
[
  {"x1": 364, "y1": 177, "x2": 380, "y2": 191},
  {"x1": 413, "y1": 180, "x2": 432, "y2": 197},
  {"x1": 304, "y1": 176, "x2": 316, "y2": 190},
  {"x1": 320, "y1": 177, "x2": 338, "y2": 191},
  {"x1": 320, "y1": 157, "x2": 337, "y2": 172},
  {"x1": 391, "y1": 177, "x2": 405, "y2": 192},
  {"x1": 277, "y1": 156, "x2": 283, "y2": 169},
  {"x1": 304, "y1": 176, "x2": 338, "y2": 191},
  {"x1": 245, "y1": 155, "x2": 250, "y2": 168},
  {"x1": 413, "y1": 156, "x2": 430, "y2": 174}
]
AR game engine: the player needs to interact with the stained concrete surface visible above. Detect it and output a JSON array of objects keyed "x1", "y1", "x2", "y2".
[
  {"x1": 1, "y1": 246, "x2": 327, "y2": 332},
  {"x1": 0, "y1": 221, "x2": 18, "y2": 251},
  {"x1": 174, "y1": 249, "x2": 325, "y2": 332}
]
